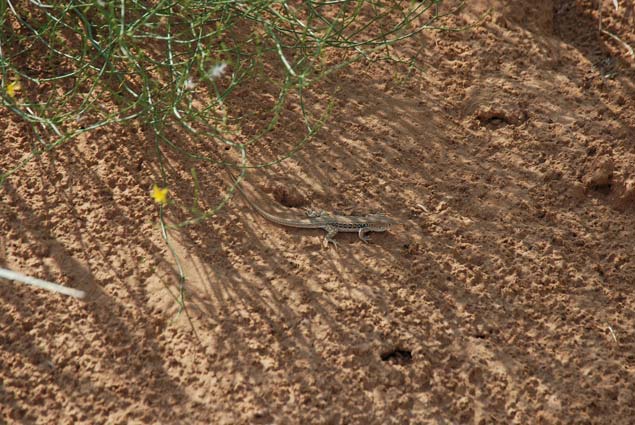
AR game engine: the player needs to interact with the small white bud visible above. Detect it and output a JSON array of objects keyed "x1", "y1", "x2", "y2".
[
  {"x1": 183, "y1": 78, "x2": 196, "y2": 90},
  {"x1": 208, "y1": 62, "x2": 228, "y2": 80}
]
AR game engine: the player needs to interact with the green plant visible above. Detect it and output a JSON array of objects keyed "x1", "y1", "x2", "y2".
[{"x1": 0, "y1": 0, "x2": 468, "y2": 309}]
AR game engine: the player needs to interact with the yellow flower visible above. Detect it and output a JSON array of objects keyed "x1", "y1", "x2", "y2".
[
  {"x1": 151, "y1": 184, "x2": 169, "y2": 205},
  {"x1": 7, "y1": 80, "x2": 21, "y2": 98}
]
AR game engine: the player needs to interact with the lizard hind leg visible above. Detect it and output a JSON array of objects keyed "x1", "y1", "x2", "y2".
[
  {"x1": 323, "y1": 225, "x2": 339, "y2": 249},
  {"x1": 306, "y1": 209, "x2": 327, "y2": 218}
]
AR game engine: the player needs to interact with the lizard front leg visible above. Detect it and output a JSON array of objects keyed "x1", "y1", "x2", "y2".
[{"x1": 358, "y1": 227, "x2": 372, "y2": 243}]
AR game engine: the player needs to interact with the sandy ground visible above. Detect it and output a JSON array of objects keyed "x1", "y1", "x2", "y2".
[{"x1": 2, "y1": 1, "x2": 635, "y2": 424}]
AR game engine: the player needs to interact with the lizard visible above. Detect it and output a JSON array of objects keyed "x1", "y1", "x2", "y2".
[{"x1": 226, "y1": 169, "x2": 397, "y2": 247}]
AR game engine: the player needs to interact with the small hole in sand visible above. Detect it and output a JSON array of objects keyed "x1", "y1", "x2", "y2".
[
  {"x1": 591, "y1": 183, "x2": 612, "y2": 195},
  {"x1": 380, "y1": 348, "x2": 412, "y2": 364}
]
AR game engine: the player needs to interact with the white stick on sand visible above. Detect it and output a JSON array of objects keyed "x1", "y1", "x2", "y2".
[{"x1": 0, "y1": 267, "x2": 86, "y2": 299}]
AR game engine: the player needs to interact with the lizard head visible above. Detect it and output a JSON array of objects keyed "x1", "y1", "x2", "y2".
[{"x1": 364, "y1": 213, "x2": 398, "y2": 232}]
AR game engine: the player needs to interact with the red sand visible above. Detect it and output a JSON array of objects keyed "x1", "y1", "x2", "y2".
[{"x1": 1, "y1": 1, "x2": 634, "y2": 423}]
